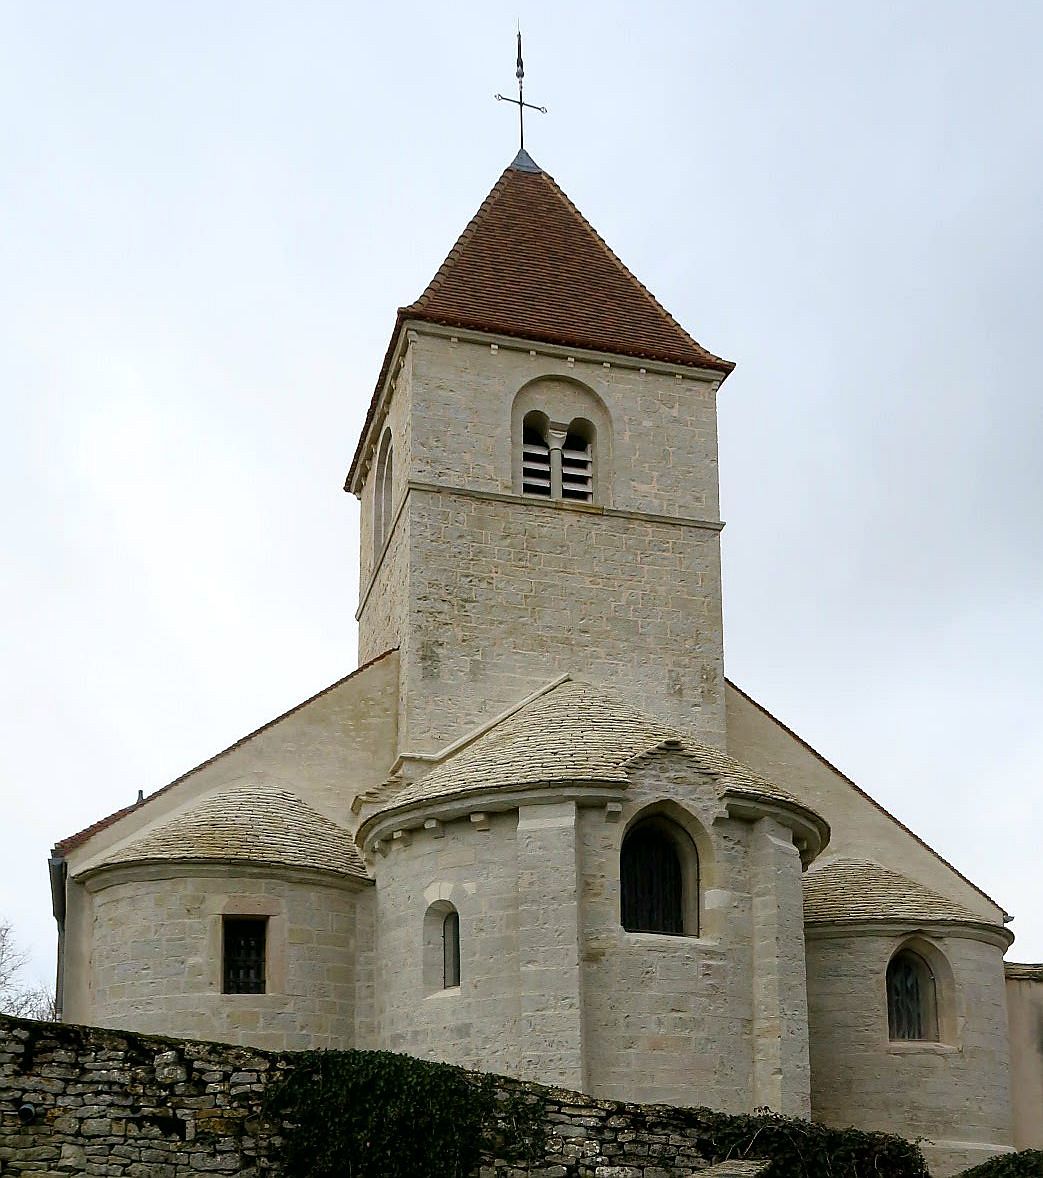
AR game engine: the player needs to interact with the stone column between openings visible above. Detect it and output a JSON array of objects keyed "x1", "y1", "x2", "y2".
[
  {"x1": 515, "y1": 801, "x2": 585, "y2": 1091},
  {"x1": 750, "y1": 815, "x2": 812, "y2": 1117}
]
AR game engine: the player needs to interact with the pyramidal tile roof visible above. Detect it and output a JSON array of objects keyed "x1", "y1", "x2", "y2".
[
  {"x1": 346, "y1": 155, "x2": 733, "y2": 489},
  {"x1": 405, "y1": 153, "x2": 733, "y2": 375},
  {"x1": 79, "y1": 783, "x2": 367, "y2": 881},
  {"x1": 369, "y1": 678, "x2": 815, "y2": 826},
  {"x1": 802, "y1": 857, "x2": 993, "y2": 927}
]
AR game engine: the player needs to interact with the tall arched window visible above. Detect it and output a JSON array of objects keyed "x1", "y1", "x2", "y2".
[
  {"x1": 442, "y1": 909, "x2": 461, "y2": 989},
  {"x1": 373, "y1": 428, "x2": 394, "y2": 559},
  {"x1": 887, "y1": 948, "x2": 938, "y2": 1041},
  {"x1": 620, "y1": 817, "x2": 698, "y2": 936}
]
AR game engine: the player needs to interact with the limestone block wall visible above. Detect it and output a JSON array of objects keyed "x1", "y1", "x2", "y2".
[
  {"x1": 81, "y1": 866, "x2": 363, "y2": 1051},
  {"x1": 578, "y1": 752, "x2": 810, "y2": 1115},
  {"x1": 371, "y1": 811, "x2": 522, "y2": 1076},
  {"x1": 805, "y1": 928, "x2": 1013, "y2": 1177},
  {"x1": 396, "y1": 488, "x2": 726, "y2": 753},
  {"x1": 356, "y1": 506, "x2": 410, "y2": 668},
  {"x1": 11, "y1": 1014, "x2": 908, "y2": 1177},
  {"x1": 354, "y1": 329, "x2": 728, "y2": 755},
  {"x1": 406, "y1": 332, "x2": 723, "y2": 521},
  {"x1": 1006, "y1": 967, "x2": 1043, "y2": 1149}
]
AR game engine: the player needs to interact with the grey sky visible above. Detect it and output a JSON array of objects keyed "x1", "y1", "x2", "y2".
[{"x1": 2, "y1": 2, "x2": 1041, "y2": 987}]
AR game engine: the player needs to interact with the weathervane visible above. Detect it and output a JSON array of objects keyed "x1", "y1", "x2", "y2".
[{"x1": 495, "y1": 28, "x2": 547, "y2": 151}]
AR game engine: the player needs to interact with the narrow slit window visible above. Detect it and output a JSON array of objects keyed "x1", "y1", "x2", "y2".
[
  {"x1": 561, "y1": 429, "x2": 593, "y2": 502},
  {"x1": 522, "y1": 424, "x2": 552, "y2": 497},
  {"x1": 223, "y1": 917, "x2": 267, "y2": 994},
  {"x1": 443, "y1": 910, "x2": 461, "y2": 988}
]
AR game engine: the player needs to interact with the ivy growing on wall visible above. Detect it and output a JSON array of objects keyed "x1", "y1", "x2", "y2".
[
  {"x1": 695, "y1": 1107, "x2": 929, "y2": 1177},
  {"x1": 263, "y1": 1049, "x2": 544, "y2": 1178},
  {"x1": 956, "y1": 1151, "x2": 1043, "y2": 1177},
  {"x1": 265, "y1": 1050, "x2": 930, "y2": 1178}
]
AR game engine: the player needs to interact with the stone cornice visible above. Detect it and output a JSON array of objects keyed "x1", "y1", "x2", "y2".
[
  {"x1": 357, "y1": 782, "x2": 628, "y2": 853},
  {"x1": 355, "y1": 480, "x2": 724, "y2": 622},
  {"x1": 78, "y1": 858, "x2": 373, "y2": 894},
  {"x1": 803, "y1": 919, "x2": 1013, "y2": 950}
]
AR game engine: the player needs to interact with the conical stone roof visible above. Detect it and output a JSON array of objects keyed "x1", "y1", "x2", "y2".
[{"x1": 80, "y1": 783, "x2": 367, "y2": 880}]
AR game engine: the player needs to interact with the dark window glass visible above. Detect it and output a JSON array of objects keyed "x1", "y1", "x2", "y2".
[
  {"x1": 223, "y1": 917, "x2": 267, "y2": 994},
  {"x1": 621, "y1": 823, "x2": 684, "y2": 935},
  {"x1": 887, "y1": 950, "x2": 937, "y2": 1040},
  {"x1": 443, "y1": 910, "x2": 461, "y2": 988}
]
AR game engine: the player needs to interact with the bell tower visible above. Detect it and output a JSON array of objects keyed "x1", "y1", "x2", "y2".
[{"x1": 346, "y1": 151, "x2": 734, "y2": 756}]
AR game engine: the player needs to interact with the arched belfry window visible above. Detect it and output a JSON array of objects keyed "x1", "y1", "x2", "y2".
[
  {"x1": 522, "y1": 411, "x2": 551, "y2": 497},
  {"x1": 373, "y1": 428, "x2": 394, "y2": 559},
  {"x1": 518, "y1": 410, "x2": 596, "y2": 503},
  {"x1": 442, "y1": 909, "x2": 461, "y2": 989},
  {"x1": 621, "y1": 817, "x2": 698, "y2": 936},
  {"x1": 561, "y1": 419, "x2": 594, "y2": 503},
  {"x1": 887, "y1": 948, "x2": 939, "y2": 1041}
]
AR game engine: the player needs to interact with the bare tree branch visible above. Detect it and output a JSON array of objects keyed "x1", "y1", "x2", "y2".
[{"x1": 0, "y1": 919, "x2": 55, "y2": 1020}]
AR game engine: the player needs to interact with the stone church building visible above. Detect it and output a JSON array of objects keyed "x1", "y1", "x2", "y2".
[{"x1": 48, "y1": 151, "x2": 1042, "y2": 1175}]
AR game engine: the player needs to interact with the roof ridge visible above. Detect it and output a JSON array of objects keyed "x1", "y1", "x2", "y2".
[
  {"x1": 53, "y1": 648, "x2": 399, "y2": 857},
  {"x1": 407, "y1": 165, "x2": 515, "y2": 311},
  {"x1": 724, "y1": 677, "x2": 1009, "y2": 919}
]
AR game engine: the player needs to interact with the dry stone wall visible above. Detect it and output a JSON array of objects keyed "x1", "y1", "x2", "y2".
[{"x1": 0, "y1": 1014, "x2": 777, "y2": 1177}]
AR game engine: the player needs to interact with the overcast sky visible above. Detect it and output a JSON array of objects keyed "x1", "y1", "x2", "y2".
[{"x1": 2, "y1": 2, "x2": 1041, "y2": 988}]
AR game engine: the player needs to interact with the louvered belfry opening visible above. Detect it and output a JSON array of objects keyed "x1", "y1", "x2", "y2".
[
  {"x1": 887, "y1": 949, "x2": 938, "y2": 1040},
  {"x1": 223, "y1": 917, "x2": 267, "y2": 994},
  {"x1": 522, "y1": 415, "x2": 552, "y2": 497},
  {"x1": 561, "y1": 425, "x2": 593, "y2": 502},
  {"x1": 621, "y1": 820, "x2": 687, "y2": 936}
]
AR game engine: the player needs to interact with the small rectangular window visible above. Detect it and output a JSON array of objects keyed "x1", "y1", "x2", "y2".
[{"x1": 223, "y1": 917, "x2": 267, "y2": 994}]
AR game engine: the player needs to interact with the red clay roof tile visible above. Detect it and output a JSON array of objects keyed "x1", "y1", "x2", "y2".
[{"x1": 345, "y1": 153, "x2": 732, "y2": 490}]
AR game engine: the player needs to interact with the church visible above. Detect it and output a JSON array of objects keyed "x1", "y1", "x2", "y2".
[{"x1": 47, "y1": 148, "x2": 1041, "y2": 1176}]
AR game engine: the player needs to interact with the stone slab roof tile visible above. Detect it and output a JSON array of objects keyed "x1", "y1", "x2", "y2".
[
  {"x1": 802, "y1": 857, "x2": 989, "y2": 926},
  {"x1": 80, "y1": 783, "x2": 367, "y2": 880},
  {"x1": 375, "y1": 678, "x2": 801, "y2": 820}
]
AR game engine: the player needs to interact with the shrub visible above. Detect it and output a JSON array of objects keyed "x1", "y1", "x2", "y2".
[{"x1": 957, "y1": 1151, "x2": 1043, "y2": 1177}]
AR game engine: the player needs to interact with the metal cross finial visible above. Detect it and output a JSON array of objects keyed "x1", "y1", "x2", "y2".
[{"x1": 495, "y1": 28, "x2": 547, "y2": 150}]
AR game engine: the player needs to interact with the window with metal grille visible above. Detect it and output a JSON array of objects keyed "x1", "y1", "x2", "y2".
[
  {"x1": 442, "y1": 909, "x2": 461, "y2": 988},
  {"x1": 561, "y1": 428, "x2": 593, "y2": 502},
  {"x1": 522, "y1": 421, "x2": 552, "y2": 497},
  {"x1": 621, "y1": 820, "x2": 691, "y2": 935},
  {"x1": 887, "y1": 949, "x2": 938, "y2": 1040},
  {"x1": 223, "y1": 917, "x2": 267, "y2": 994}
]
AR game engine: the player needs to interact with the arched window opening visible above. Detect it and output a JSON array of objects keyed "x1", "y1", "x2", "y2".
[
  {"x1": 522, "y1": 412, "x2": 551, "y2": 497},
  {"x1": 621, "y1": 818, "x2": 697, "y2": 936},
  {"x1": 442, "y1": 909, "x2": 461, "y2": 989},
  {"x1": 887, "y1": 949, "x2": 938, "y2": 1041},
  {"x1": 373, "y1": 429, "x2": 394, "y2": 559},
  {"x1": 561, "y1": 419, "x2": 594, "y2": 503}
]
